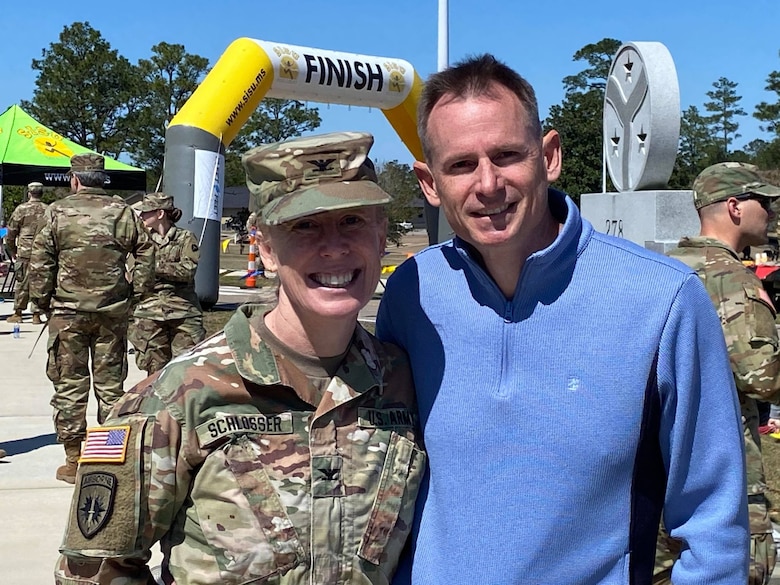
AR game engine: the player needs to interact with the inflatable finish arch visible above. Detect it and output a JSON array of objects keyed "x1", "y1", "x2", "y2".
[{"x1": 164, "y1": 38, "x2": 424, "y2": 305}]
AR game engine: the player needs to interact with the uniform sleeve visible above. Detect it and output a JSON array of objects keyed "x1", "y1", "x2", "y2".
[
  {"x1": 54, "y1": 381, "x2": 192, "y2": 585},
  {"x1": 659, "y1": 274, "x2": 749, "y2": 585},
  {"x1": 721, "y1": 281, "x2": 780, "y2": 402},
  {"x1": 129, "y1": 212, "x2": 155, "y2": 298},
  {"x1": 155, "y1": 230, "x2": 200, "y2": 283},
  {"x1": 5, "y1": 207, "x2": 20, "y2": 258},
  {"x1": 28, "y1": 207, "x2": 57, "y2": 311}
]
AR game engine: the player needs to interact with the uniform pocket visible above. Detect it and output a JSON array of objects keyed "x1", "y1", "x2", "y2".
[
  {"x1": 194, "y1": 435, "x2": 305, "y2": 581},
  {"x1": 46, "y1": 330, "x2": 61, "y2": 383},
  {"x1": 744, "y1": 284, "x2": 779, "y2": 344},
  {"x1": 357, "y1": 432, "x2": 426, "y2": 569}
]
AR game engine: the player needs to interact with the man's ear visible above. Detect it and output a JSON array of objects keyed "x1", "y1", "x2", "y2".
[
  {"x1": 542, "y1": 130, "x2": 562, "y2": 183},
  {"x1": 256, "y1": 229, "x2": 278, "y2": 272},
  {"x1": 726, "y1": 197, "x2": 743, "y2": 222},
  {"x1": 414, "y1": 161, "x2": 441, "y2": 208}
]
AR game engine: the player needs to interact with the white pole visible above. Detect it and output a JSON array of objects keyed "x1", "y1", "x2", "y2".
[
  {"x1": 438, "y1": 0, "x2": 448, "y2": 72},
  {"x1": 602, "y1": 137, "x2": 607, "y2": 193},
  {"x1": 433, "y1": 0, "x2": 455, "y2": 242}
]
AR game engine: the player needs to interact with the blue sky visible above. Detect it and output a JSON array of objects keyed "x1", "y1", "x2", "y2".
[{"x1": 2, "y1": 0, "x2": 779, "y2": 170}]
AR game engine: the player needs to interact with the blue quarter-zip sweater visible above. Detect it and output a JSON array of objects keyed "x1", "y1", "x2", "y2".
[{"x1": 377, "y1": 190, "x2": 748, "y2": 585}]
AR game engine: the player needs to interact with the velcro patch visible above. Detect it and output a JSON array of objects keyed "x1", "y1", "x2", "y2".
[
  {"x1": 80, "y1": 426, "x2": 130, "y2": 464},
  {"x1": 196, "y1": 412, "x2": 294, "y2": 448},
  {"x1": 358, "y1": 408, "x2": 416, "y2": 429},
  {"x1": 76, "y1": 472, "x2": 117, "y2": 539}
]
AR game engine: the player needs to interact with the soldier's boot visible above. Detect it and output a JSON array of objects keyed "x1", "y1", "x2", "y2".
[
  {"x1": 6, "y1": 311, "x2": 22, "y2": 324},
  {"x1": 55, "y1": 441, "x2": 81, "y2": 484},
  {"x1": 31, "y1": 313, "x2": 42, "y2": 325}
]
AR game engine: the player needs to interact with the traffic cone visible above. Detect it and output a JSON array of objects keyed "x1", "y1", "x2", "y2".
[{"x1": 246, "y1": 226, "x2": 257, "y2": 288}]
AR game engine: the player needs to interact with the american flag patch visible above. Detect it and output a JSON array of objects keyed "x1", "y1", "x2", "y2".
[{"x1": 79, "y1": 426, "x2": 130, "y2": 464}]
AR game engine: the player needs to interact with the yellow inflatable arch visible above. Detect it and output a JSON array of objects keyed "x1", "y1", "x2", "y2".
[{"x1": 163, "y1": 38, "x2": 424, "y2": 305}]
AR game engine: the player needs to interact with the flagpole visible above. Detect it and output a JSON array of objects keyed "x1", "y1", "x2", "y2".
[
  {"x1": 431, "y1": 0, "x2": 454, "y2": 244},
  {"x1": 438, "y1": 0, "x2": 448, "y2": 72}
]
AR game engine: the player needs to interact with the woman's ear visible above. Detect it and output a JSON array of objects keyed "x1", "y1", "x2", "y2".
[{"x1": 256, "y1": 228, "x2": 278, "y2": 272}]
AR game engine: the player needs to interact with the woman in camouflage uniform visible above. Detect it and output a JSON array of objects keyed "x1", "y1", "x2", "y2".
[
  {"x1": 55, "y1": 132, "x2": 425, "y2": 585},
  {"x1": 129, "y1": 192, "x2": 205, "y2": 375}
]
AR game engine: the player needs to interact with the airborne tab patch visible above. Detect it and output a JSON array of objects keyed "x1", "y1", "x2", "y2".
[
  {"x1": 357, "y1": 408, "x2": 416, "y2": 429},
  {"x1": 77, "y1": 472, "x2": 117, "y2": 538},
  {"x1": 196, "y1": 412, "x2": 294, "y2": 448},
  {"x1": 80, "y1": 426, "x2": 130, "y2": 464}
]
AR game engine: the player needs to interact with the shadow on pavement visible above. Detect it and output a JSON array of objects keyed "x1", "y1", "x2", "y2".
[{"x1": 0, "y1": 433, "x2": 58, "y2": 456}]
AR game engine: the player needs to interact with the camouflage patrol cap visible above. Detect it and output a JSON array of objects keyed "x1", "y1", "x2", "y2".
[
  {"x1": 27, "y1": 182, "x2": 43, "y2": 194},
  {"x1": 69, "y1": 153, "x2": 105, "y2": 174},
  {"x1": 137, "y1": 192, "x2": 174, "y2": 212},
  {"x1": 241, "y1": 131, "x2": 391, "y2": 225},
  {"x1": 692, "y1": 162, "x2": 780, "y2": 210}
]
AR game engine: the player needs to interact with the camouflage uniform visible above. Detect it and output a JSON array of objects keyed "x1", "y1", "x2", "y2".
[
  {"x1": 6, "y1": 194, "x2": 47, "y2": 314},
  {"x1": 29, "y1": 163, "x2": 155, "y2": 450},
  {"x1": 129, "y1": 225, "x2": 205, "y2": 375},
  {"x1": 655, "y1": 237, "x2": 780, "y2": 585},
  {"x1": 55, "y1": 304, "x2": 425, "y2": 585},
  {"x1": 654, "y1": 162, "x2": 780, "y2": 585}
]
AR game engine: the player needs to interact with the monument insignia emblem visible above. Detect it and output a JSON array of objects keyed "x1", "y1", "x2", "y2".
[{"x1": 603, "y1": 42, "x2": 681, "y2": 192}]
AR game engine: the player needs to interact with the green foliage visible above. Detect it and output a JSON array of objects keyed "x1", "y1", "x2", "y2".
[
  {"x1": 744, "y1": 139, "x2": 780, "y2": 170},
  {"x1": 704, "y1": 77, "x2": 746, "y2": 154},
  {"x1": 562, "y1": 38, "x2": 622, "y2": 94},
  {"x1": 754, "y1": 53, "x2": 780, "y2": 138},
  {"x1": 669, "y1": 106, "x2": 719, "y2": 188},
  {"x1": 545, "y1": 91, "x2": 605, "y2": 202},
  {"x1": 376, "y1": 160, "x2": 422, "y2": 246},
  {"x1": 225, "y1": 98, "x2": 322, "y2": 188},
  {"x1": 544, "y1": 38, "x2": 622, "y2": 202},
  {"x1": 21, "y1": 22, "x2": 142, "y2": 159},
  {"x1": 232, "y1": 98, "x2": 322, "y2": 150},
  {"x1": 2, "y1": 186, "x2": 25, "y2": 222},
  {"x1": 127, "y1": 42, "x2": 210, "y2": 188}
]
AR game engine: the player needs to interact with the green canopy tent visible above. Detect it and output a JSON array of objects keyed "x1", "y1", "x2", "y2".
[{"x1": 0, "y1": 104, "x2": 146, "y2": 191}]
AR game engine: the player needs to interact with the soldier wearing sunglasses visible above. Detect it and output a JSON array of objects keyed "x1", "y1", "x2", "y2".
[{"x1": 655, "y1": 162, "x2": 780, "y2": 585}]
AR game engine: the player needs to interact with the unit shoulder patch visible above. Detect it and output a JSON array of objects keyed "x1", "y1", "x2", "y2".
[{"x1": 76, "y1": 472, "x2": 117, "y2": 538}]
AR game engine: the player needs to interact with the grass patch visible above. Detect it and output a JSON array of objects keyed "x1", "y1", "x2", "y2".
[{"x1": 203, "y1": 308, "x2": 236, "y2": 337}]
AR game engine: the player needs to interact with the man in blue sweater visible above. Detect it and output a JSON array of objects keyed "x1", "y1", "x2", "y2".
[{"x1": 376, "y1": 54, "x2": 749, "y2": 585}]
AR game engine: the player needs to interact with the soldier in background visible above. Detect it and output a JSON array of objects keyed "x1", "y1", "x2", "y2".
[
  {"x1": 29, "y1": 153, "x2": 154, "y2": 484},
  {"x1": 129, "y1": 192, "x2": 205, "y2": 375},
  {"x1": 54, "y1": 132, "x2": 424, "y2": 585},
  {"x1": 6, "y1": 181, "x2": 48, "y2": 324},
  {"x1": 655, "y1": 162, "x2": 780, "y2": 585}
]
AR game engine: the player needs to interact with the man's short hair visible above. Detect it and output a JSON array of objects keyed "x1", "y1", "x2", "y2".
[
  {"x1": 417, "y1": 53, "x2": 542, "y2": 162},
  {"x1": 27, "y1": 182, "x2": 44, "y2": 196},
  {"x1": 73, "y1": 171, "x2": 108, "y2": 188}
]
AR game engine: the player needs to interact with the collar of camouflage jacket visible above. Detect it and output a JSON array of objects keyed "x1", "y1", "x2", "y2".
[
  {"x1": 224, "y1": 304, "x2": 385, "y2": 398},
  {"x1": 676, "y1": 236, "x2": 740, "y2": 259},
  {"x1": 150, "y1": 225, "x2": 178, "y2": 246}
]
